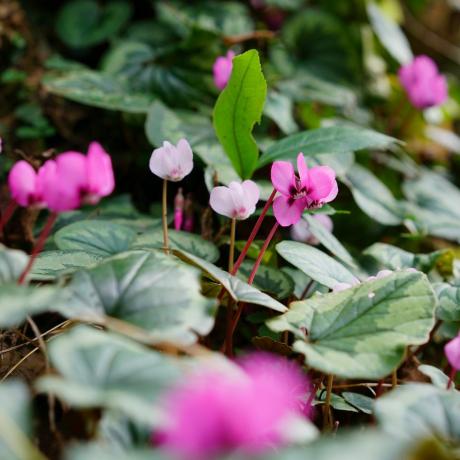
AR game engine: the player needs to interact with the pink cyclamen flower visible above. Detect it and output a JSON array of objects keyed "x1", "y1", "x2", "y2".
[
  {"x1": 271, "y1": 153, "x2": 338, "y2": 227},
  {"x1": 41, "y1": 142, "x2": 114, "y2": 212},
  {"x1": 213, "y1": 51, "x2": 235, "y2": 90},
  {"x1": 8, "y1": 161, "x2": 45, "y2": 208},
  {"x1": 149, "y1": 139, "x2": 193, "y2": 182},
  {"x1": 174, "y1": 188, "x2": 184, "y2": 231},
  {"x1": 290, "y1": 214, "x2": 333, "y2": 245},
  {"x1": 445, "y1": 334, "x2": 460, "y2": 371},
  {"x1": 156, "y1": 353, "x2": 311, "y2": 460},
  {"x1": 398, "y1": 55, "x2": 448, "y2": 109},
  {"x1": 210, "y1": 180, "x2": 260, "y2": 219}
]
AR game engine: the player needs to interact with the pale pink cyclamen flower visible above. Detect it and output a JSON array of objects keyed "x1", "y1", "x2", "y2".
[
  {"x1": 398, "y1": 55, "x2": 448, "y2": 109},
  {"x1": 290, "y1": 214, "x2": 333, "y2": 245},
  {"x1": 8, "y1": 161, "x2": 46, "y2": 208},
  {"x1": 213, "y1": 51, "x2": 235, "y2": 90},
  {"x1": 149, "y1": 139, "x2": 193, "y2": 182},
  {"x1": 40, "y1": 142, "x2": 115, "y2": 212},
  {"x1": 210, "y1": 180, "x2": 260, "y2": 219},
  {"x1": 271, "y1": 153, "x2": 338, "y2": 227},
  {"x1": 445, "y1": 334, "x2": 460, "y2": 371},
  {"x1": 156, "y1": 353, "x2": 311, "y2": 460}
]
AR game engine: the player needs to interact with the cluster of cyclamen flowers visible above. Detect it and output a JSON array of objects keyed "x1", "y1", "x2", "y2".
[
  {"x1": 155, "y1": 353, "x2": 312, "y2": 459},
  {"x1": 7, "y1": 142, "x2": 114, "y2": 213}
]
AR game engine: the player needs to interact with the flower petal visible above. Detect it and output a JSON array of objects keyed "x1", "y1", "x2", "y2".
[
  {"x1": 297, "y1": 153, "x2": 309, "y2": 190},
  {"x1": 271, "y1": 161, "x2": 296, "y2": 196},
  {"x1": 8, "y1": 161, "x2": 37, "y2": 207},
  {"x1": 308, "y1": 166, "x2": 338, "y2": 202},
  {"x1": 273, "y1": 196, "x2": 305, "y2": 227},
  {"x1": 176, "y1": 138, "x2": 194, "y2": 178},
  {"x1": 86, "y1": 142, "x2": 115, "y2": 199},
  {"x1": 210, "y1": 186, "x2": 236, "y2": 218}
]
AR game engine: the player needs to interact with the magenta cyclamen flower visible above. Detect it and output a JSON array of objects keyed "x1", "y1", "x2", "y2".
[
  {"x1": 149, "y1": 139, "x2": 193, "y2": 182},
  {"x1": 156, "y1": 353, "x2": 311, "y2": 460},
  {"x1": 290, "y1": 214, "x2": 333, "y2": 245},
  {"x1": 271, "y1": 153, "x2": 338, "y2": 227},
  {"x1": 398, "y1": 55, "x2": 448, "y2": 109},
  {"x1": 210, "y1": 180, "x2": 260, "y2": 219},
  {"x1": 213, "y1": 51, "x2": 235, "y2": 90},
  {"x1": 445, "y1": 334, "x2": 460, "y2": 371},
  {"x1": 8, "y1": 161, "x2": 45, "y2": 208},
  {"x1": 41, "y1": 142, "x2": 115, "y2": 212}
]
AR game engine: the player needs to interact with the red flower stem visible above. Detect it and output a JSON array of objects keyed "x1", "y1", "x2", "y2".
[
  {"x1": 17, "y1": 212, "x2": 58, "y2": 285},
  {"x1": 218, "y1": 189, "x2": 276, "y2": 302},
  {"x1": 0, "y1": 200, "x2": 18, "y2": 235},
  {"x1": 229, "y1": 222, "x2": 280, "y2": 338},
  {"x1": 447, "y1": 366, "x2": 457, "y2": 390}
]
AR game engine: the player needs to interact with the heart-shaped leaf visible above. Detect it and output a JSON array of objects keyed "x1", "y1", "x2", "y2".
[
  {"x1": 57, "y1": 251, "x2": 217, "y2": 344},
  {"x1": 276, "y1": 241, "x2": 359, "y2": 289},
  {"x1": 0, "y1": 246, "x2": 28, "y2": 284},
  {"x1": 268, "y1": 271, "x2": 436, "y2": 379}
]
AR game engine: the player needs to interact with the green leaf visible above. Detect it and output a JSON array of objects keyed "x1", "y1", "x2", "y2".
[
  {"x1": 0, "y1": 246, "x2": 28, "y2": 284},
  {"x1": 375, "y1": 383, "x2": 460, "y2": 441},
  {"x1": 28, "y1": 250, "x2": 104, "y2": 281},
  {"x1": 56, "y1": 0, "x2": 132, "y2": 48},
  {"x1": 37, "y1": 325, "x2": 181, "y2": 425},
  {"x1": 132, "y1": 230, "x2": 219, "y2": 263},
  {"x1": 0, "y1": 284, "x2": 63, "y2": 327},
  {"x1": 276, "y1": 241, "x2": 359, "y2": 289},
  {"x1": 434, "y1": 282, "x2": 460, "y2": 322},
  {"x1": 302, "y1": 215, "x2": 357, "y2": 268},
  {"x1": 268, "y1": 271, "x2": 436, "y2": 379},
  {"x1": 176, "y1": 250, "x2": 287, "y2": 312},
  {"x1": 342, "y1": 392, "x2": 374, "y2": 414},
  {"x1": 237, "y1": 260, "x2": 294, "y2": 299},
  {"x1": 0, "y1": 381, "x2": 35, "y2": 460},
  {"x1": 264, "y1": 90, "x2": 298, "y2": 135},
  {"x1": 258, "y1": 125, "x2": 399, "y2": 167},
  {"x1": 43, "y1": 70, "x2": 153, "y2": 113},
  {"x1": 67, "y1": 445, "x2": 165, "y2": 460},
  {"x1": 54, "y1": 221, "x2": 137, "y2": 257},
  {"x1": 57, "y1": 251, "x2": 217, "y2": 344},
  {"x1": 346, "y1": 164, "x2": 405, "y2": 225},
  {"x1": 364, "y1": 243, "x2": 446, "y2": 272},
  {"x1": 367, "y1": 3, "x2": 412, "y2": 65},
  {"x1": 418, "y1": 365, "x2": 451, "y2": 389},
  {"x1": 213, "y1": 50, "x2": 267, "y2": 179}
]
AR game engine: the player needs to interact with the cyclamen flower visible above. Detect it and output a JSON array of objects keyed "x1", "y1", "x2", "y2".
[
  {"x1": 156, "y1": 353, "x2": 311, "y2": 459},
  {"x1": 8, "y1": 161, "x2": 46, "y2": 208},
  {"x1": 213, "y1": 51, "x2": 235, "y2": 90},
  {"x1": 445, "y1": 334, "x2": 460, "y2": 371},
  {"x1": 398, "y1": 55, "x2": 448, "y2": 109},
  {"x1": 210, "y1": 180, "x2": 260, "y2": 220},
  {"x1": 149, "y1": 139, "x2": 193, "y2": 182},
  {"x1": 271, "y1": 153, "x2": 338, "y2": 227},
  {"x1": 41, "y1": 142, "x2": 115, "y2": 212},
  {"x1": 174, "y1": 188, "x2": 184, "y2": 231},
  {"x1": 290, "y1": 214, "x2": 333, "y2": 245}
]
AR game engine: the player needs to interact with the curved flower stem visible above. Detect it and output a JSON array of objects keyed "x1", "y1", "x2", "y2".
[
  {"x1": 447, "y1": 367, "x2": 457, "y2": 390},
  {"x1": 391, "y1": 369, "x2": 397, "y2": 389},
  {"x1": 226, "y1": 221, "x2": 279, "y2": 351},
  {"x1": 18, "y1": 212, "x2": 57, "y2": 285},
  {"x1": 0, "y1": 200, "x2": 18, "y2": 236},
  {"x1": 228, "y1": 218, "x2": 236, "y2": 272},
  {"x1": 162, "y1": 179, "x2": 170, "y2": 255},
  {"x1": 324, "y1": 374, "x2": 334, "y2": 430}
]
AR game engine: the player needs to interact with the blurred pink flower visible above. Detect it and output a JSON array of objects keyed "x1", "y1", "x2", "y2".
[
  {"x1": 213, "y1": 51, "x2": 235, "y2": 90},
  {"x1": 290, "y1": 214, "x2": 333, "y2": 244},
  {"x1": 445, "y1": 334, "x2": 460, "y2": 371},
  {"x1": 149, "y1": 139, "x2": 193, "y2": 182},
  {"x1": 8, "y1": 161, "x2": 45, "y2": 208},
  {"x1": 271, "y1": 153, "x2": 338, "y2": 227},
  {"x1": 210, "y1": 180, "x2": 260, "y2": 219},
  {"x1": 156, "y1": 353, "x2": 311, "y2": 459},
  {"x1": 398, "y1": 55, "x2": 447, "y2": 109},
  {"x1": 174, "y1": 188, "x2": 184, "y2": 231},
  {"x1": 41, "y1": 142, "x2": 114, "y2": 212}
]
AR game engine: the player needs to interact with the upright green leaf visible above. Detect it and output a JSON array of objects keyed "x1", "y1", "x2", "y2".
[
  {"x1": 268, "y1": 271, "x2": 436, "y2": 379},
  {"x1": 213, "y1": 50, "x2": 267, "y2": 179}
]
